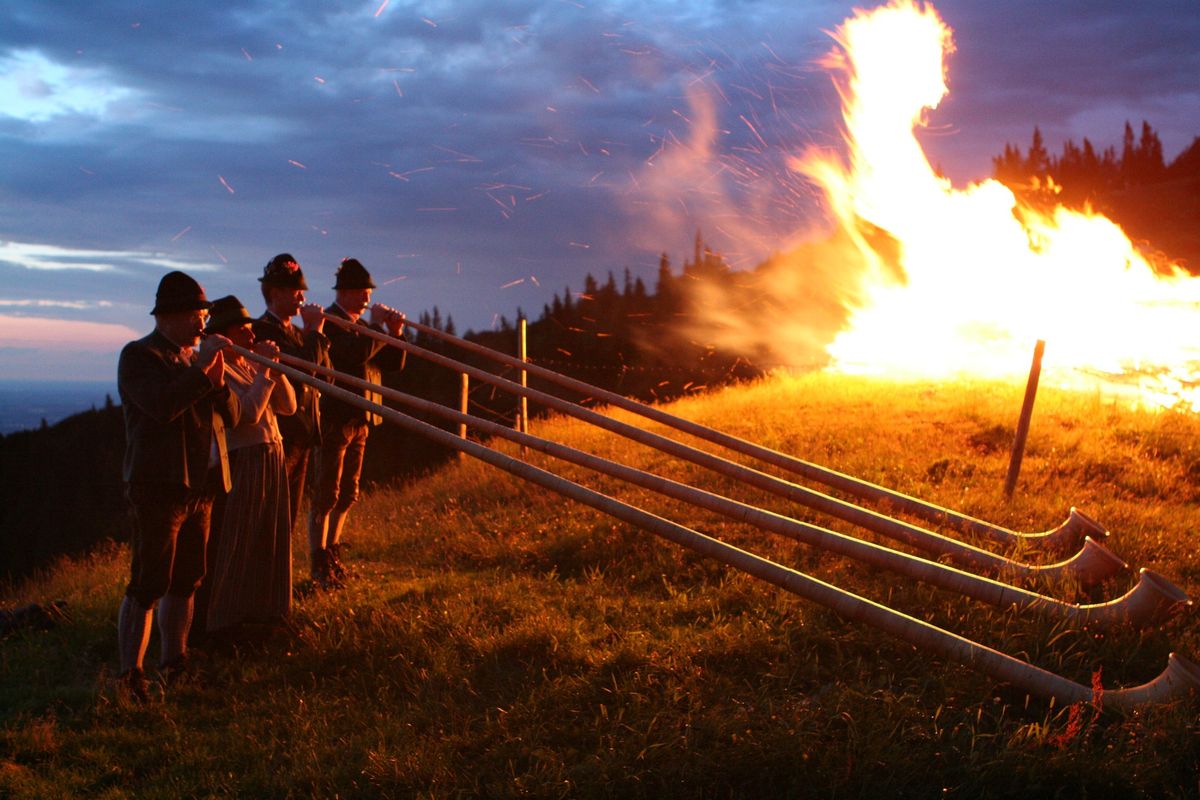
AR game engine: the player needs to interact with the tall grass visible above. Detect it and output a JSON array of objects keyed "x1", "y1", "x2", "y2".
[{"x1": 2, "y1": 372, "x2": 1198, "y2": 798}]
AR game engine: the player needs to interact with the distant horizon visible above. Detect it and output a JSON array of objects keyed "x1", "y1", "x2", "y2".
[{"x1": 0, "y1": 379, "x2": 117, "y2": 435}]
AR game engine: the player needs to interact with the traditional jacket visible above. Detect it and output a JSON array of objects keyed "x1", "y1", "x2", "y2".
[
  {"x1": 222, "y1": 356, "x2": 297, "y2": 452},
  {"x1": 251, "y1": 311, "x2": 329, "y2": 447},
  {"x1": 321, "y1": 303, "x2": 405, "y2": 426},
  {"x1": 118, "y1": 330, "x2": 240, "y2": 490}
]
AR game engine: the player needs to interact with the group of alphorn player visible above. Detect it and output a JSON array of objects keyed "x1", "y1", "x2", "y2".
[
  {"x1": 116, "y1": 255, "x2": 400, "y2": 699},
  {"x1": 113, "y1": 254, "x2": 1197, "y2": 708}
]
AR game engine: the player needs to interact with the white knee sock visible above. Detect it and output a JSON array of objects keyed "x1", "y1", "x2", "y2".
[
  {"x1": 157, "y1": 594, "x2": 194, "y2": 666},
  {"x1": 117, "y1": 596, "x2": 153, "y2": 674},
  {"x1": 307, "y1": 509, "x2": 328, "y2": 556},
  {"x1": 328, "y1": 507, "x2": 350, "y2": 547}
]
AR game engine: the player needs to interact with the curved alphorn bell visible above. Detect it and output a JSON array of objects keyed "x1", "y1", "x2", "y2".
[
  {"x1": 394, "y1": 315, "x2": 1106, "y2": 552},
  {"x1": 274, "y1": 350, "x2": 1191, "y2": 632},
  {"x1": 237, "y1": 346, "x2": 1200, "y2": 710},
  {"x1": 317, "y1": 314, "x2": 1126, "y2": 587}
]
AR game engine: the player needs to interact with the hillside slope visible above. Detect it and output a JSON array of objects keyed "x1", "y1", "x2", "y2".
[{"x1": 2, "y1": 372, "x2": 1198, "y2": 798}]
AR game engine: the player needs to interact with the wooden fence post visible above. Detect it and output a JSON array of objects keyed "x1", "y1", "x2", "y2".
[
  {"x1": 1004, "y1": 339, "x2": 1046, "y2": 500},
  {"x1": 458, "y1": 372, "x2": 469, "y2": 458},
  {"x1": 519, "y1": 317, "x2": 529, "y2": 436}
]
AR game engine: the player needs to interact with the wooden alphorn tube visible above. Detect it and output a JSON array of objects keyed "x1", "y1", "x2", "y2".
[
  {"x1": 393, "y1": 315, "x2": 1105, "y2": 552},
  {"x1": 315, "y1": 314, "x2": 1126, "y2": 588},
  {"x1": 236, "y1": 346, "x2": 1200, "y2": 711},
  {"x1": 274, "y1": 350, "x2": 1191, "y2": 632}
]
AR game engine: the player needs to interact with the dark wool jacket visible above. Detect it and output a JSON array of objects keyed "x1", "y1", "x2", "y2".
[
  {"x1": 320, "y1": 303, "x2": 405, "y2": 426},
  {"x1": 118, "y1": 330, "x2": 240, "y2": 489},
  {"x1": 252, "y1": 311, "x2": 330, "y2": 447}
]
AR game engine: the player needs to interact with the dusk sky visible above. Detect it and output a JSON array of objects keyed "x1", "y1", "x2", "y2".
[{"x1": 3, "y1": 1, "x2": 1199, "y2": 382}]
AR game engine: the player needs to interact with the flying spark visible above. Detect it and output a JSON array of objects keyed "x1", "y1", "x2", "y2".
[
  {"x1": 434, "y1": 145, "x2": 482, "y2": 163},
  {"x1": 218, "y1": 176, "x2": 235, "y2": 194},
  {"x1": 486, "y1": 193, "x2": 514, "y2": 213},
  {"x1": 388, "y1": 167, "x2": 433, "y2": 181},
  {"x1": 500, "y1": 278, "x2": 525, "y2": 289},
  {"x1": 288, "y1": 159, "x2": 307, "y2": 169},
  {"x1": 171, "y1": 226, "x2": 192, "y2": 241},
  {"x1": 739, "y1": 114, "x2": 768, "y2": 150},
  {"x1": 374, "y1": 0, "x2": 389, "y2": 17}
]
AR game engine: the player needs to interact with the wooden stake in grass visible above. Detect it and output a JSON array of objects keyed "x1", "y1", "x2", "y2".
[
  {"x1": 1005, "y1": 339, "x2": 1046, "y2": 501},
  {"x1": 518, "y1": 317, "x2": 529, "y2": 436},
  {"x1": 459, "y1": 372, "x2": 469, "y2": 458}
]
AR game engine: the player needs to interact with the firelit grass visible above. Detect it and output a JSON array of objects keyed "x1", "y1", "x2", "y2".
[{"x1": 2, "y1": 372, "x2": 1198, "y2": 798}]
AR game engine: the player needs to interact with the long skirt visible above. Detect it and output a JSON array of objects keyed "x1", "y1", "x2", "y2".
[{"x1": 206, "y1": 441, "x2": 292, "y2": 633}]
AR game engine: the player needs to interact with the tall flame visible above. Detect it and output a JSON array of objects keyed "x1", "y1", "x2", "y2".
[{"x1": 801, "y1": 0, "x2": 1200, "y2": 409}]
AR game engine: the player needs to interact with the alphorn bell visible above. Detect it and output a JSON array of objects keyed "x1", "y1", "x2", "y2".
[
  {"x1": 317, "y1": 312, "x2": 1126, "y2": 587},
  {"x1": 394, "y1": 315, "x2": 1105, "y2": 552},
  {"x1": 235, "y1": 346, "x2": 1200, "y2": 710},
  {"x1": 274, "y1": 350, "x2": 1192, "y2": 632}
]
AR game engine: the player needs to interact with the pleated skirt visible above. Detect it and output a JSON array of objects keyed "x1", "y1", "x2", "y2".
[{"x1": 206, "y1": 441, "x2": 292, "y2": 632}]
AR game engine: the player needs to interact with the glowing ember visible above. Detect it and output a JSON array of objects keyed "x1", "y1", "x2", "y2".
[{"x1": 801, "y1": 0, "x2": 1200, "y2": 410}]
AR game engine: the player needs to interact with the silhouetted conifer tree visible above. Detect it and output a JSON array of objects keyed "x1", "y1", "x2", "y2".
[
  {"x1": 1027, "y1": 126, "x2": 1049, "y2": 176},
  {"x1": 994, "y1": 119, "x2": 1169, "y2": 206},
  {"x1": 1121, "y1": 121, "x2": 1137, "y2": 183},
  {"x1": 655, "y1": 252, "x2": 677, "y2": 317}
]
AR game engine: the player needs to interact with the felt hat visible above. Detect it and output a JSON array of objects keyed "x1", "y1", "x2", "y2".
[
  {"x1": 259, "y1": 252, "x2": 309, "y2": 290},
  {"x1": 151, "y1": 271, "x2": 211, "y2": 315},
  {"x1": 333, "y1": 257, "x2": 376, "y2": 290},
  {"x1": 205, "y1": 295, "x2": 254, "y2": 333}
]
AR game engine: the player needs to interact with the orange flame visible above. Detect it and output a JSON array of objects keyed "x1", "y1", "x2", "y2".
[{"x1": 800, "y1": 0, "x2": 1200, "y2": 409}]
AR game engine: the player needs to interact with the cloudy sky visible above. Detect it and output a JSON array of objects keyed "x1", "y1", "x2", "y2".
[{"x1": 2, "y1": 0, "x2": 1198, "y2": 381}]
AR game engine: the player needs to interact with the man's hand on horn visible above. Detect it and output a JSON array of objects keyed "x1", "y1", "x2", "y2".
[
  {"x1": 253, "y1": 340, "x2": 282, "y2": 361},
  {"x1": 198, "y1": 334, "x2": 231, "y2": 387},
  {"x1": 299, "y1": 303, "x2": 325, "y2": 333},
  {"x1": 370, "y1": 303, "x2": 405, "y2": 336}
]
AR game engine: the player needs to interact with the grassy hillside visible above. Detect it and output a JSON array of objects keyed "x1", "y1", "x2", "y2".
[{"x1": 2, "y1": 372, "x2": 1198, "y2": 798}]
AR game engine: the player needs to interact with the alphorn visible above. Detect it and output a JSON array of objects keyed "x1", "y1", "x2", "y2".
[
  {"x1": 275, "y1": 350, "x2": 1191, "y2": 632},
  {"x1": 236, "y1": 346, "x2": 1200, "y2": 710},
  {"x1": 318, "y1": 313, "x2": 1125, "y2": 587},
  {"x1": 395, "y1": 315, "x2": 1103, "y2": 552}
]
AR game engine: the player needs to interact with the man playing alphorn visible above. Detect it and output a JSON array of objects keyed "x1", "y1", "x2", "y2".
[
  {"x1": 306, "y1": 257, "x2": 404, "y2": 587},
  {"x1": 116, "y1": 271, "x2": 239, "y2": 700},
  {"x1": 251, "y1": 253, "x2": 331, "y2": 536}
]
